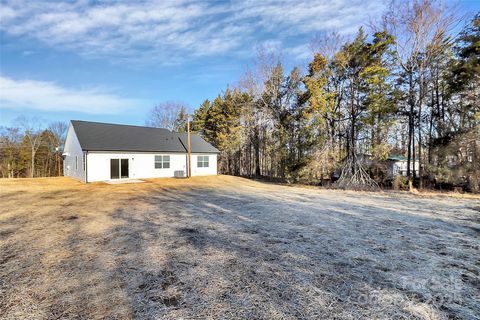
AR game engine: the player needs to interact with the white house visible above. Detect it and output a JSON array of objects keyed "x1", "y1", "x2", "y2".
[
  {"x1": 63, "y1": 120, "x2": 219, "y2": 182},
  {"x1": 387, "y1": 156, "x2": 420, "y2": 177}
]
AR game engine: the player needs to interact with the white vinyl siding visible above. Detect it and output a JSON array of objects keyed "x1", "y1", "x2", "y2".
[
  {"x1": 87, "y1": 153, "x2": 187, "y2": 182},
  {"x1": 155, "y1": 155, "x2": 170, "y2": 169},
  {"x1": 83, "y1": 152, "x2": 216, "y2": 182},
  {"x1": 63, "y1": 124, "x2": 86, "y2": 182},
  {"x1": 191, "y1": 154, "x2": 217, "y2": 176},
  {"x1": 197, "y1": 155, "x2": 209, "y2": 168}
]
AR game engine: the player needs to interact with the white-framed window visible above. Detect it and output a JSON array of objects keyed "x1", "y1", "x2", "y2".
[
  {"x1": 155, "y1": 155, "x2": 170, "y2": 169},
  {"x1": 75, "y1": 156, "x2": 78, "y2": 171},
  {"x1": 197, "y1": 155, "x2": 209, "y2": 168}
]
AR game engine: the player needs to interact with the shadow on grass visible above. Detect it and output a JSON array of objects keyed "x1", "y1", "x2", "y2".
[{"x1": 0, "y1": 183, "x2": 478, "y2": 319}]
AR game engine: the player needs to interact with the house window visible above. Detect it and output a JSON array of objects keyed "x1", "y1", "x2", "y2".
[
  {"x1": 155, "y1": 155, "x2": 170, "y2": 169},
  {"x1": 75, "y1": 156, "x2": 78, "y2": 171},
  {"x1": 197, "y1": 155, "x2": 209, "y2": 168}
]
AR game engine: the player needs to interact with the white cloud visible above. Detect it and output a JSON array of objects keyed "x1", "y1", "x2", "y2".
[
  {"x1": 0, "y1": 76, "x2": 139, "y2": 114},
  {"x1": 284, "y1": 44, "x2": 314, "y2": 61},
  {"x1": 0, "y1": 0, "x2": 386, "y2": 64}
]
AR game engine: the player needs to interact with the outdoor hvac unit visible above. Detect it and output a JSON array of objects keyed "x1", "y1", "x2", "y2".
[{"x1": 174, "y1": 170, "x2": 185, "y2": 178}]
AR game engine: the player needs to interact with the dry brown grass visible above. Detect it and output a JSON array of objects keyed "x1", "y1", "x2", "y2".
[{"x1": 1, "y1": 175, "x2": 479, "y2": 319}]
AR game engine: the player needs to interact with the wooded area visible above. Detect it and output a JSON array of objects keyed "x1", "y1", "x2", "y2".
[
  {"x1": 185, "y1": 3, "x2": 479, "y2": 192},
  {"x1": 0, "y1": 117, "x2": 67, "y2": 179},
  {"x1": 1, "y1": 1, "x2": 478, "y2": 192}
]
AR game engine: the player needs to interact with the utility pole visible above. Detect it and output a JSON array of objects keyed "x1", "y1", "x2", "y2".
[{"x1": 187, "y1": 118, "x2": 191, "y2": 178}]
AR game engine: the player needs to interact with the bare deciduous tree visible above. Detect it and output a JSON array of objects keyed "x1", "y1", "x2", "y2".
[
  {"x1": 48, "y1": 121, "x2": 68, "y2": 147},
  {"x1": 382, "y1": 0, "x2": 456, "y2": 189},
  {"x1": 48, "y1": 121, "x2": 68, "y2": 176},
  {"x1": 309, "y1": 31, "x2": 345, "y2": 59},
  {"x1": 0, "y1": 126, "x2": 22, "y2": 178},
  {"x1": 16, "y1": 116, "x2": 43, "y2": 178},
  {"x1": 145, "y1": 101, "x2": 189, "y2": 131},
  {"x1": 239, "y1": 47, "x2": 281, "y2": 176}
]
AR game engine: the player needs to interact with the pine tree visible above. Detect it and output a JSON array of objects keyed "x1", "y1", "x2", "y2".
[{"x1": 191, "y1": 99, "x2": 211, "y2": 135}]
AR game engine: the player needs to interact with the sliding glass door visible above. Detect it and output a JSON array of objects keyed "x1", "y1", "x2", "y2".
[
  {"x1": 110, "y1": 158, "x2": 129, "y2": 179},
  {"x1": 110, "y1": 159, "x2": 120, "y2": 179},
  {"x1": 121, "y1": 159, "x2": 129, "y2": 178}
]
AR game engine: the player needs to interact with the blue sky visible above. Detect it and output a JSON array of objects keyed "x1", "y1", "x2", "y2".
[{"x1": 1, "y1": 0, "x2": 478, "y2": 127}]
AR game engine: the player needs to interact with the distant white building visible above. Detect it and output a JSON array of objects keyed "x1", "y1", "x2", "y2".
[
  {"x1": 387, "y1": 156, "x2": 420, "y2": 177},
  {"x1": 63, "y1": 120, "x2": 219, "y2": 183}
]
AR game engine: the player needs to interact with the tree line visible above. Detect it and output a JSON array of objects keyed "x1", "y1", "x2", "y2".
[
  {"x1": 2, "y1": 1, "x2": 478, "y2": 193},
  {"x1": 156, "y1": 2, "x2": 479, "y2": 192},
  {"x1": 0, "y1": 117, "x2": 67, "y2": 178}
]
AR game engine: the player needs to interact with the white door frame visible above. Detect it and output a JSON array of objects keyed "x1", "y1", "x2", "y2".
[{"x1": 110, "y1": 158, "x2": 130, "y2": 180}]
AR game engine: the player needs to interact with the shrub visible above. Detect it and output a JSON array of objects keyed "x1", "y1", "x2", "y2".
[{"x1": 393, "y1": 175, "x2": 409, "y2": 191}]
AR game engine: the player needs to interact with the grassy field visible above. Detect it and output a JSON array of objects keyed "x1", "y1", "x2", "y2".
[{"x1": 0, "y1": 176, "x2": 479, "y2": 319}]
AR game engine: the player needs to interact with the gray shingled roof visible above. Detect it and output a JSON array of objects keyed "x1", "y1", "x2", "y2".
[
  {"x1": 177, "y1": 133, "x2": 220, "y2": 154},
  {"x1": 71, "y1": 120, "x2": 219, "y2": 153}
]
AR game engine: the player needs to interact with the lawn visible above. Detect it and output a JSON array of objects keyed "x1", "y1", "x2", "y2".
[{"x1": 0, "y1": 176, "x2": 479, "y2": 319}]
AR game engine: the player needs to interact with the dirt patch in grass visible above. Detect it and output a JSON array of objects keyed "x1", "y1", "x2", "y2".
[{"x1": 1, "y1": 175, "x2": 479, "y2": 319}]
